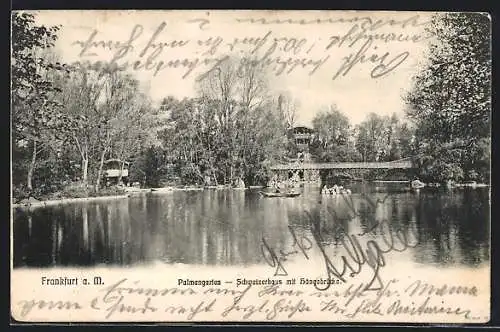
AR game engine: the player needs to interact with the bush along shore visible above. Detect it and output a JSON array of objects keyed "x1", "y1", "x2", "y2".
[
  {"x1": 12, "y1": 184, "x2": 128, "y2": 208},
  {"x1": 12, "y1": 183, "x2": 235, "y2": 208}
]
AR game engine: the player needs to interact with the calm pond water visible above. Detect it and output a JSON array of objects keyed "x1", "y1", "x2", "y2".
[{"x1": 13, "y1": 183, "x2": 490, "y2": 268}]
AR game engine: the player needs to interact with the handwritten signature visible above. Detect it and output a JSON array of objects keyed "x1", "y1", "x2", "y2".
[
  {"x1": 260, "y1": 192, "x2": 418, "y2": 292},
  {"x1": 261, "y1": 226, "x2": 313, "y2": 277}
]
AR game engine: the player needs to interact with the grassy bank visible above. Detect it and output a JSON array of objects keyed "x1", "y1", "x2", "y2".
[
  {"x1": 12, "y1": 183, "x2": 229, "y2": 208},
  {"x1": 12, "y1": 184, "x2": 130, "y2": 208}
]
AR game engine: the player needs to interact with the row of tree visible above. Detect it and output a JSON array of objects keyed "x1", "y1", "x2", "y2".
[
  {"x1": 307, "y1": 107, "x2": 415, "y2": 164},
  {"x1": 12, "y1": 13, "x2": 295, "y2": 198},
  {"x1": 307, "y1": 13, "x2": 491, "y2": 184},
  {"x1": 129, "y1": 57, "x2": 300, "y2": 187},
  {"x1": 12, "y1": 12, "x2": 160, "y2": 199},
  {"x1": 11, "y1": 12, "x2": 490, "y2": 200},
  {"x1": 404, "y1": 13, "x2": 490, "y2": 183}
]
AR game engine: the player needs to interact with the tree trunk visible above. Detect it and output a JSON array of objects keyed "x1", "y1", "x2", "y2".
[
  {"x1": 27, "y1": 140, "x2": 37, "y2": 192},
  {"x1": 229, "y1": 164, "x2": 234, "y2": 186},
  {"x1": 117, "y1": 160, "x2": 125, "y2": 185},
  {"x1": 95, "y1": 148, "x2": 108, "y2": 193},
  {"x1": 82, "y1": 157, "x2": 89, "y2": 187},
  {"x1": 116, "y1": 139, "x2": 126, "y2": 185},
  {"x1": 212, "y1": 171, "x2": 218, "y2": 186}
]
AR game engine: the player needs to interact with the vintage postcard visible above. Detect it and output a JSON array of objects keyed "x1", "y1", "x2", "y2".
[{"x1": 11, "y1": 10, "x2": 491, "y2": 323}]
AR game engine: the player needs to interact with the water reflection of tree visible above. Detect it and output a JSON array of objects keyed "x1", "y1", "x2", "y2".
[
  {"x1": 286, "y1": 186, "x2": 488, "y2": 270},
  {"x1": 413, "y1": 188, "x2": 489, "y2": 266},
  {"x1": 256, "y1": 193, "x2": 290, "y2": 261},
  {"x1": 15, "y1": 193, "x2": 269, "y2": 266},
  {"x1": 42, "y1": 203, "x2": 92, "y2": 266},
  {"x1": 13, "y1": 188, "x2": 326, "y2": 267},
  {"x1": 130, "y1": 190, "x2": 272, "y2": 266},
  {"x1": 13, "y1": 186, "x2": 489, "y2": 268},
  {"x1": 13, "y1": 207, "x2": 58, "y2": 267},
  {"x1": 457, "y1": 189, "x2": 490, "y2": 264}
]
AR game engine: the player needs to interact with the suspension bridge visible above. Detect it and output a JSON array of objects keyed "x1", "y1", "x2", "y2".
[{"x1": 270, "y1": 157, "x2": 416, "y2": 171}]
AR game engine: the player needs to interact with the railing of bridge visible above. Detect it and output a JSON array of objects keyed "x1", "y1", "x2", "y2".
[{"x1": 270, "y1": 159, "x2": 415, "y2": 170}]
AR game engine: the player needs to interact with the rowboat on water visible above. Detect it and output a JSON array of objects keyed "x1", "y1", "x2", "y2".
[
  {"x1": 259, "y1": 191, "x2": 301, "y2": 198},
  {"x1": 411, "y1": 180, "x2": 426, "y2": 189},
  {"x1": 150, "y1": 187, "x2": 174, "y2": 193}
]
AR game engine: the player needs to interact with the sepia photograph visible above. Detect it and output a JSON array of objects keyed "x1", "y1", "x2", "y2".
[{"x1": 11, "y1": 10, "x2": 491, "y2": 323}]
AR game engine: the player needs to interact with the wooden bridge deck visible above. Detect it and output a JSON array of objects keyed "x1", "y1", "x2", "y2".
[{"x1": 270, "y1": 160, "x2": 414, "y2": 170}]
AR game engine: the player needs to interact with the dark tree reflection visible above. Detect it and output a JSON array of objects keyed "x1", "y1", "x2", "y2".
[{"x1": 13, "y1": 184, "x2": 490, "y2": 268}]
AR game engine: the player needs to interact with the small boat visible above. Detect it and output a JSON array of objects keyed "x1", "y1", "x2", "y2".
[
  {"x1": 411, "y1": 180, "x2": 426, "y2": 189},
  {"x1": 259, "y1": 191, "x2": 301, "y2": 198},
  {"x1": 182, "y1": 187, "x2": 205, "y2": 191},
  {"x1": 150, "y1": 187, "x2": 174, "y2": 193},
  {"x1": 124, "y1": 187, "x2": 148, "y2": 193}
]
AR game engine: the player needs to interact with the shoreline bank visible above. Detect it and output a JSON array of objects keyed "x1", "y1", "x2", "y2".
[
  {"x1": 12, "y1": 194, "x2": 131, "y2": 209},
  {"x1": 11, "y1": 186, "x2": 252, "y2": 209}
]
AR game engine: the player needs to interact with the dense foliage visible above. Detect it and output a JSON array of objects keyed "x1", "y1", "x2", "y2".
[
  {"x1": 11, "y1": 14, "x2": 289, "y2": 199},
  {"x1": 12, "y1": 12, "x2": 159, "y2": 199},
  {"x1": 309, "y1": 108, "x2": 416, "y2": 164},
  {"x1": 404, "y1": 13, "x2": 491, "y2": 183}
]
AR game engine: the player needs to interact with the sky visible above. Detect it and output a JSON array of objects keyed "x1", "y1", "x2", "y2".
[{"x1": 29, "y1": 10, "x2": 434, "y2": 126}]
